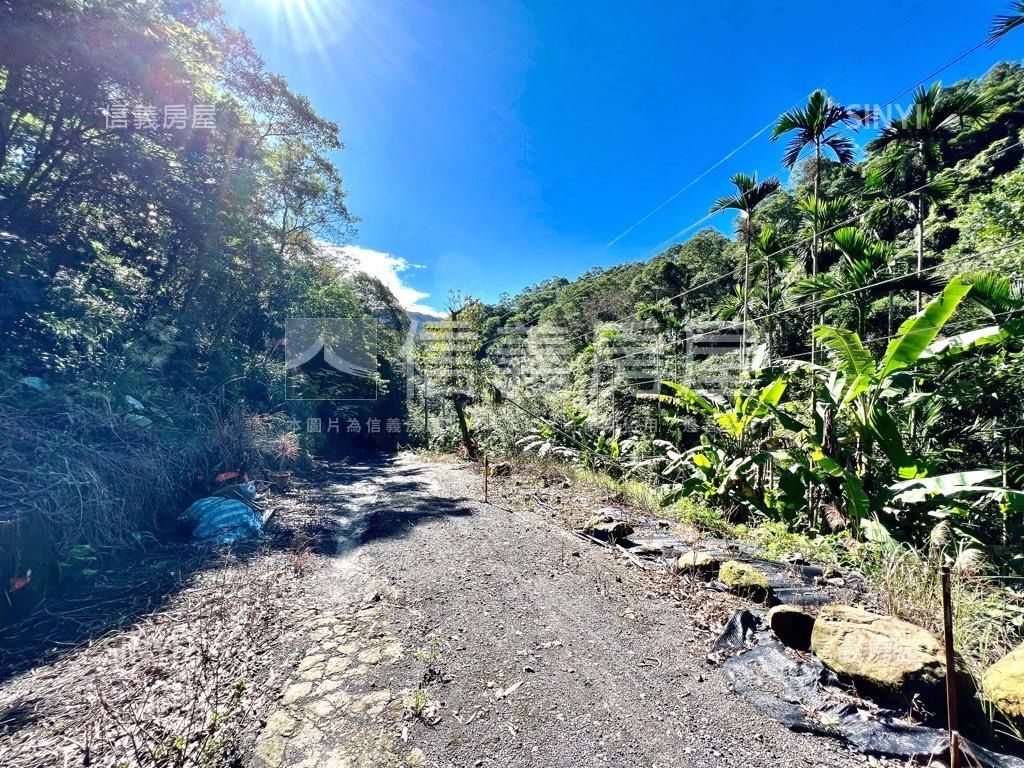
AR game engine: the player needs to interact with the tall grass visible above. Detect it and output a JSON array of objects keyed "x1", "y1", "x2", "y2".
[{"x1": 0, "y1": 387, "x2": 287, "y2": 624}]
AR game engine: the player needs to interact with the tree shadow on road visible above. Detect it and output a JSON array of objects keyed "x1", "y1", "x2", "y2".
[
  {"x1": 0, "y1": 454, "x2": 477, "y2": 690},
  {"x1": 318, "y1": 453, "x2": 477, "y2": 551},
  {"x1": 0, "y1": 455, "x2": 420, "y2": 687}
]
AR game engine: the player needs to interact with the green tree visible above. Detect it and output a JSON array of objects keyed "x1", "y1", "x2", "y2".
[
  {"x1": 771, "y1": 90, "x2": 870, "y2": 293},
  {"x1": 988, "y1": 2, "x2": 1024, "y2": 43},
  {"x1": 867, "y1": 82, "x2": 989, "y2": 310},
  {"x1": 709, "y1": 172, "x2": 781, "y2": 359},
  {"x1": 772, "y1": 91, "x2": 870, "y2": 388}
]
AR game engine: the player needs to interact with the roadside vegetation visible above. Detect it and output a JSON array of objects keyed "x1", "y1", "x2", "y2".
[
  {"x1": 440, "y1": 59, "x2": 1024, "y2": 575},
  {"x1": 417, "y1": 18, "x2": 1024, "y2": 740},
  {"x1": 0, "y1": 1, "x2": 412, "y2": 623}
]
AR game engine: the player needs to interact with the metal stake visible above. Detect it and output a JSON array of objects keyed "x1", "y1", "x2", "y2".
[
  {"x1": 941, "y1": 564, "x2": 960, "y2": 768},
  {"x1": 483, "y1": 454, "x2": 489, "y2": 503}
]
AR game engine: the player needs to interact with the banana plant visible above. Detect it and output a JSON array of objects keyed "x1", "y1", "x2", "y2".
[
  {"x1": 805, "y1": 278, "x2": 1010, "y2": 490},
  {"x1": 643, "y1": 377, "x2": 799, "y2": 517}
]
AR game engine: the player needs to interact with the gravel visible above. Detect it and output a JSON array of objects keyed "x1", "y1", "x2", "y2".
[{"x1": 298, "y1": 453, "x2": 886, "y2": 768}]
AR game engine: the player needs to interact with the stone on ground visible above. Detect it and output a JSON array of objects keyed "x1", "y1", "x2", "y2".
[
  {"x1": 582, "y1": 514, "x2": 633, "y2": 541},
  {"x1": 767, "y1": 605, "x2": 815, "y2": 651},
  {"x1": 810, "y1": 605, "x2": 943, "y2": 707},
  {"x1": 676, "y1": 550, "x2": 721, "y2": 574},
  {"x1": 982, "y1": 642, "x2": 1024, "y2": 721},
  {"x1": 719, "y1": 560, "x2": 770, "y2": 602}
]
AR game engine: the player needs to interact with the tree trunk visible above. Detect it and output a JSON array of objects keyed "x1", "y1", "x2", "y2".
[
  {"x1": 808, "y1": 142, "x2": 821, "y2": 530},
  {"x1": 811, "y1": 142, "x2": 821, "y2": 356},
  {"x1": 742, "y1": 234, "x2": 750, "y2": 365},
  {"x1": 452, "y1": 393, "x2": 477, "y2": 460},
  {"x1": 765, "y1": 252, "x2": 773, "y2": 361},
  {"x1": 916, "y1": 189, "x2": 925, "y2": 313}
]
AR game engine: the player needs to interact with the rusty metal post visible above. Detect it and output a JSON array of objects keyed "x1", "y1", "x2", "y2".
[
  {"x1": 941, "y1": 564, "x2": 960, "y2": 768},
  {"x1": 483, "y1": 454, "x2": 489, "y2": 503}
]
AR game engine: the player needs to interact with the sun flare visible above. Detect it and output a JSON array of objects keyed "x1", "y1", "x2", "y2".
[{"x1": 256, "y1": 0, "x2": 358, "y2": 56}]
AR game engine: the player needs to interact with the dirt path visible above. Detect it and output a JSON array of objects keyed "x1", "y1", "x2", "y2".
[{"x1": 251, "y1": 455, "x2": 877, "y2": 768}]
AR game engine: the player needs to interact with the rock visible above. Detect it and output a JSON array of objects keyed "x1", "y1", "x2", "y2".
[
  {"x1": 357, "y1": 647, "x2": 385, "y2": 665},
  {"x1": 676, "y1": 551, "x2": 721, "y2": 574},
  {"x1": 282, "y1": 681, "x2": 313, "y2": 705},
  {"x1": 490, "y1": 462, "x2": 511, "y2": 477},
  {"x1": 255, "y1": 735, "x2": 286, "y2": 768},
  {"x1": 811, "y1": 605, "x2": 944, "y2": 708},
  {"x1": 298, "y1": 653, "x2": 327, "y2": 672},
  {"x1": 581, "y1": 514, "x2": 633, "y2": 541},
  {"x1": 325, "y1": 656, "x2": 352, "y2": 675},
  {"x1": 767, "y1": 605, "x2": 814, "y2": 651},
  {"x1": 982, "y1": 642, "x2": 1024, "y2": 721},
  {"x1": 718, "y1": 561, "x2": 771, "y2": 602},
  {"x1": 305, "y1": 699, "x2": 335, "y2": 718}
]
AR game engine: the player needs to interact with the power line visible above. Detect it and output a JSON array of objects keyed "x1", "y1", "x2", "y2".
[
  {"x1": 554, "y1": 0, "x2": 947, "y2": 282},
  {"x1": 780, "y1": 305, "x2": 1023, "y2": 362},
  {"x1": 579, "y1": 240, "x2": 1024, "y2": 377},
  {"x1": 551, "y1": 30, "x2": 1017, "y2": 351},
  {"x1": 556, "y1": 135, "x2": 1024, "y2": 352},
  {"x1": 482, "y1": 15, "x2": 1009, "y2": 454},
  {"x1": 688, "y1": 243, "x2": 1024, "y2": 346},
  {"x1": 619, "y1": 316, "x2": 1021, "y2": 400},
  {"x1": 686, "y1": 243, "x2": 1024, "y2": 345},
  {"x1": 618, "y1": 300, "x2": 1023, "y2": 392}
]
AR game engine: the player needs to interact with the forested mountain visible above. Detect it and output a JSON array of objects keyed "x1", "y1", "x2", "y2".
[{"x1": 483, "y1": 62, "x2": 1024, "y2": 351}]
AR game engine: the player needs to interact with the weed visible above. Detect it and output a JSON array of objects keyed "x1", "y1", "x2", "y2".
[{"x1": 412, "y1": 635, "x2": 442, "y2": 665}]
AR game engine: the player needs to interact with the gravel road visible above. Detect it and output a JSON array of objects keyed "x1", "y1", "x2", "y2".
[{"x1": 260, "y1": 454, "x2": 882, "y2": 768}]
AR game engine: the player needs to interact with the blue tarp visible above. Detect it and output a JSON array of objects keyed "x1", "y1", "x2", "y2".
[{"x1": 181, "y1": 492, "x2": 262, "y2": 544}]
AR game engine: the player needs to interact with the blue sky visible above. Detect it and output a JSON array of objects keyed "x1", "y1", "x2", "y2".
[{"x1": 222, "y1": 0, "x2": 1024, "y2": 315}]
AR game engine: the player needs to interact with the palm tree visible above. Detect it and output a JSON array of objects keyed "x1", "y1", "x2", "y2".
[
  {"x1": 709, "y1": 172, "x2": 781, "y2": 361},
  {"x1": 792, "y1": 226, "x2": 941, "y2": 338},
  {"x1": 794, "y1": 195, "x2": 853, "y2": 274},
  {"x1": 867, "y1": 82, "x2": 988, "y2": 310},
  {"x1": 989, "y1": 2, "x2": 1024, "y2": 44},
  {"x1": 752, "y1": 225, "x2": 792, "y2": 358},
  {"x1": 772, "y1": 91, "x2": 871, "y2": 366}
]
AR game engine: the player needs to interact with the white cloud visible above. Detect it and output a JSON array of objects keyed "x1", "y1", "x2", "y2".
[{"x1": 323, "y1": 243, "x2": 444, "y2": 317}]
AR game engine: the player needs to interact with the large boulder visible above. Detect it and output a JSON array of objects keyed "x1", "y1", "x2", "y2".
[
  {"x1": 982, "y1": 643, "x2": 1024, "y2": 721},
  {"x1": 719, "y1": 561, "x2": 771, "y2": 602},
  {"x1": 811, "y1": 605, "x2": 944, "y2": 708},
  {"x1": 767, "y1": 605, "x2": 815, "y2": 651}
]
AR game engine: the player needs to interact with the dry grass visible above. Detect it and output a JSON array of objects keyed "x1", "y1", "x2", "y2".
[
  {"x1": 0, "y1": 396, "x2": 199, "y2": 555},
  {"x1": 0, "y1": 549, "x2": 309, "y2": 768},
  {"x1": 866, "y1": 540, "x2": 1024, "y2": 695},
  {"x1": 0, "y1": 390, "x2": 301, "y2": 624}
]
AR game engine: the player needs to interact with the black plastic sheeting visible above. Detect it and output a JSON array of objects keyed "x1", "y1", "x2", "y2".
[{"x1": 718, "y1": 611, "x2": 1024, "y2": 768}]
